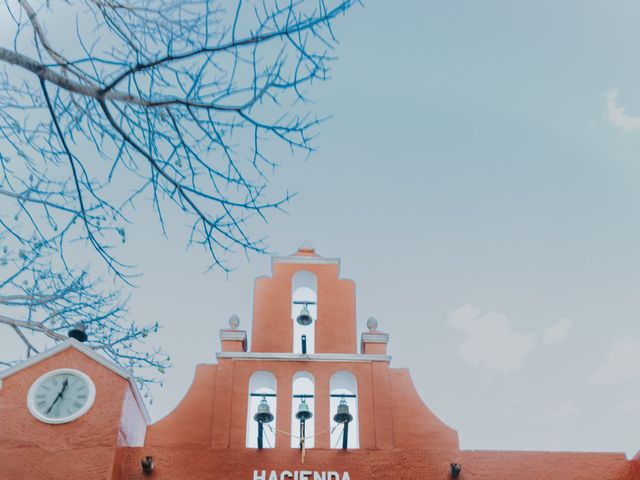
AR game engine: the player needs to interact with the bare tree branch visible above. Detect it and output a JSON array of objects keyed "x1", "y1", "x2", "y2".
[{"x1": 0, "y1": 0, "x2": 357, "y2": 394}]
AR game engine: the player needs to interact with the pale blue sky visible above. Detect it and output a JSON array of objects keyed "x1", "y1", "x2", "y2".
[
  {"x1": 126, "y1": 0, "x2": 640, "y2": 456},
  {"x1": 3, "y1": 0, "x2": 640, "y2": 456}
]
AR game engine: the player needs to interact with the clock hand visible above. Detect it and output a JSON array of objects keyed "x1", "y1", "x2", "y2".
[{"x1": 46, "y1": 378, "x2": 69, "y2": 414}]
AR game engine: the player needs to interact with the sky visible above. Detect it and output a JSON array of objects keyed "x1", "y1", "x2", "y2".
[{"x1": 3, "y1": 0, "x2": 640, "y2": 457}]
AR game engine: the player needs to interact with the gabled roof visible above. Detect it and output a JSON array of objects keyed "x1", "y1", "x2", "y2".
[{"x1": 0, "y1": 338, "x2": 150, "y2": 423}]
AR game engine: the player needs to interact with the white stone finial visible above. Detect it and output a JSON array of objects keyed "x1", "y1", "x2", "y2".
[
  {"x1": 228, "y1": 314, "x2": 240, "y2": 329},
  {"x1": 366, "y1": 316, "x2": 378, "y2": 331},
  {"x1": 298, "y1": 240, "x2": 315, "y2": 252}
]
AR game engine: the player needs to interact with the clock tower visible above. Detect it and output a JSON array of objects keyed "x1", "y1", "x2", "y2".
[{"x1": 0, "y1": 340, "x2": 147, "y2": 479}]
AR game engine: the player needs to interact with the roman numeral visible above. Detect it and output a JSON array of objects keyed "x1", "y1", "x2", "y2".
[{"x1": 73, "y1": 401, "x2": 82, "y2": 408}]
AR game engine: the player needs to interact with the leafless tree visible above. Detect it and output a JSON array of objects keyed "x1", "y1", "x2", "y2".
[
  {"x1": 0, "y1": 235, "x2": 170, "y2": 397},
  {"x1": 0, "y1": 0, "x2": 356, "y2": 389}
]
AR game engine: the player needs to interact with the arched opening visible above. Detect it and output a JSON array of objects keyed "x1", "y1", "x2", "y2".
[
  {"x1": 290, "y1": 371, "x2": 315, "y2": 448},
  {"x1": 246, "y1": 371, "x2": 277, "y2": 448},
  {"x1": 330, "y1": 371, "x2": 359, "y2": 448},
  {"x1": 291, "y1": 270, "x2": 317, "y2": 354}
]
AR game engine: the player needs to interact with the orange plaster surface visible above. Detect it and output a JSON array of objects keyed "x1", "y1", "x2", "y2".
[
  {"x1": 0, "y1": 347, "x2": 146, "y2": 479},
  {"x1": 147, "y1": 358, "x2": 451, "y2": 450},
  {"x1": 111, "y1": 448, "x2": 637, "y2": 480},
  {"x1": 251, "y1": 257, "x2": 356, "y2": 354},
  {"x1": 0, "y1": 348, "x2": 135, "y2": 449}
]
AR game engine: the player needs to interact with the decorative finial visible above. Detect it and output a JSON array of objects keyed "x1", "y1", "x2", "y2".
[
  {"x1": 366, "y1": 317, "x2": 378, "y2": 331},
  {"x1": 228, "y1": 314, "x2": 240, "y2": 329},
  {"x1": 298, "y1": 240, "x2": 315, "y2": 252}
]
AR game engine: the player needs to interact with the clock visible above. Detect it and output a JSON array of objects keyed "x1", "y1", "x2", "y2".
[{"x1": 27, "y1": 368, "x2": 96, "y2": 424}]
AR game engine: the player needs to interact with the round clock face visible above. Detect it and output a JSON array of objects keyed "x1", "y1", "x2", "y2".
[{"x1": 27, "y1": 369, "x2": 96, "y2": 424}]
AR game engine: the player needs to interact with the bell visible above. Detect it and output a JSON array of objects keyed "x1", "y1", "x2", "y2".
[
  {"x1": 296, "y1": 306, "x2": 313, "y2": 326},
  {"x1": 253, "y1": 398, "x2": 274, "y2": 424},
  {"x1": 295, "y1": 399, "x2": 313, "y2": 421},
  {"x1": 333, "y1": 399, "x2": 353, "y2": 424},
  {"x1": 68, "y1": 322, "x2": 88, "y2": 342}
]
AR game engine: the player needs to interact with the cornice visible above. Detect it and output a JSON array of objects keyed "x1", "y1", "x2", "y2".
[
  {"x1": 216, "y1": 352, "x2": 391, "y2": 363},
  {"x1": 220, "y1": 329, "x2": 248, "y2": 341},
  {"x1": 272, "y1": 255, "x2": 340, "y2": 266},
  {"x1": 361, "y1": 332, "x2": 389, "y2": 344}
]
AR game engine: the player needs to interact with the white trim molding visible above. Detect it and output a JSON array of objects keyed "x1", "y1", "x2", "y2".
[
  {"x1": 217, "y1": 352, "x2": 391, "y2": 363},
  {"x1": 272, "y1": 255, "x2": 340, "y2": 267},
  {"x1": 220, "y1": 329, "x2": 248, "y2": 342},
  {"x1": 361, "y1": 332, "x2": 389, "y2": 344}
]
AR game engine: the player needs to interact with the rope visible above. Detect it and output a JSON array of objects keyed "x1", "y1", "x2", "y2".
[
  {"x1": 333, "y1": 428, "x2": 344, "y2": 448},
  {"x1": 266, "y1": 423, "x2": 340, "y2": 440}
]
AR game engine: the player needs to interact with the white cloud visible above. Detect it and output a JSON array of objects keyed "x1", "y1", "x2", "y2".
[
  {"x1": 447, "y1": 305, "x2": 535, "y2": 374},
  {"x1": 604, "y1": 89, "x2": 640, "y2": 133},
  {"x1": 543, "y1": 318, "x2": 573, "y2": 344},
  {"x1": 590, "y1": 336, "x2": 640, "y2": 384}
]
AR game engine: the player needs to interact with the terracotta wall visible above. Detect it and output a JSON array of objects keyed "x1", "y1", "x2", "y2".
[
  {"x1": 251, "y1": 260, "x2": 356, "y2": 354},
  {"x1": 112, "y1": 447, "x2": 636, "y2": 480},
  {"x1": 0, "y1": 348, "x2": 138, "y2": 479},
  {"x1": 145, "y1": 359, "x2": 458, "y2": 452},
  {"x1": 0, "y1": 348, "x2": 130, "y2": 449},
  {"x1": 145, "y1": 364, "x2": 218, "y2": 446}
]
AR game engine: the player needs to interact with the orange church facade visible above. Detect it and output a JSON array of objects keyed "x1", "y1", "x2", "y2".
[{"x1": 1, "y1": 245, "x2": 639, "y2": 479}]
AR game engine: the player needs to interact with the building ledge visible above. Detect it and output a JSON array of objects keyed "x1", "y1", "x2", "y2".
[
  {"x1": 216, "y1": 352, "x2": 391, "y2": 363},
  {"x1": 220, "y1": 330, "x2": 247, "y2": 341},
  {"x1": 272, "y1": 255, "x2": 340, "y2": 266},
  {"x1": 361, "y1": 332, "x2": 389, "y2": 344}
]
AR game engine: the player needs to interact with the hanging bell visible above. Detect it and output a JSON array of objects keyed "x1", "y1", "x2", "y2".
[
  {"x1": 333, "y1": 398, "x2": 353, "y2": 424},
  {"x1": 68, "y1": 322, "x2": 88, "y2": 342},
  {"x1": 253, "y1": 398, "x2": 274, "y2": 424},
  {"x1": 296, "y1": 306, "x2": 313, "y2": 326},
  {"x1": 295, "y1": 399, "x2": 313, "y2": 421}
]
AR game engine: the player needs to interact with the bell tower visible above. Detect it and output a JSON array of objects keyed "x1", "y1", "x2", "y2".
[
  {"x1": 145, "y1": 243, "x2": 459, "y2": 454},
  {"x1": 250, "y1": 243, "x2": 357, "y2": 354}
]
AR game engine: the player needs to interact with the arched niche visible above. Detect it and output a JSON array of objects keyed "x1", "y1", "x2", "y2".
[
  {"x1": 291, "y1": 270, "x2": 317, "y2": 354},
  {"x1": 246, "y1": 371, "x2": 277, "y2": 448},
  {"x1": 290, "y1": 371, "x2": 315, "y2": 448},
  {"x1": 330, "y1": 370, "x2": 359, "y2": 448}
]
